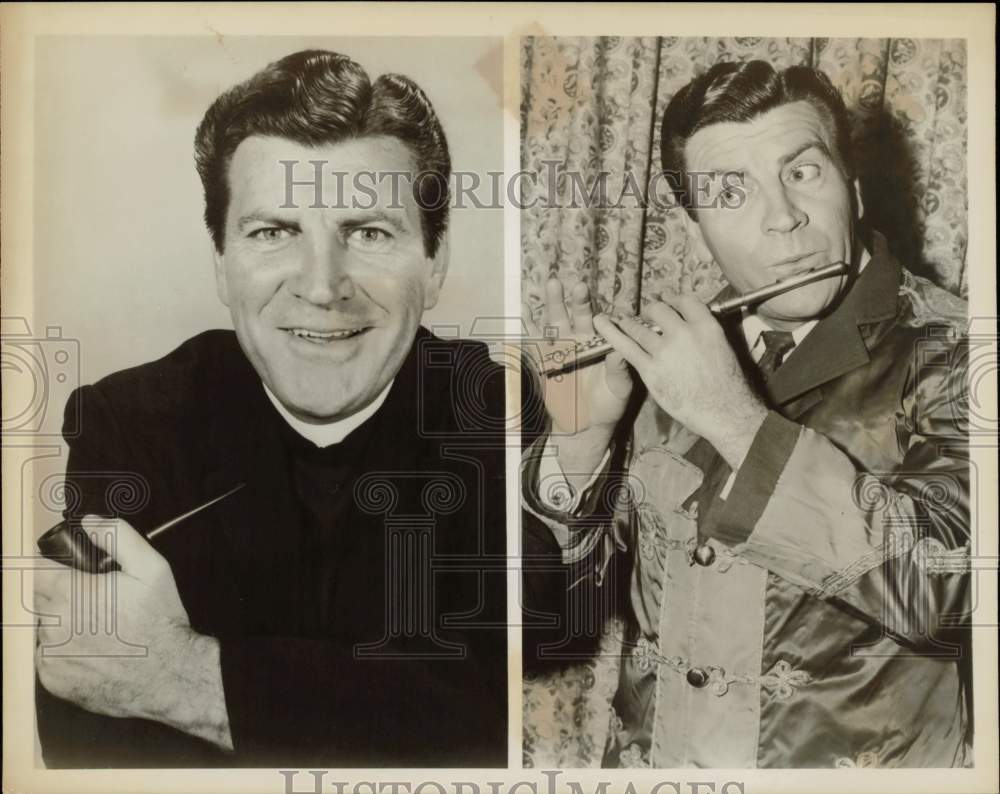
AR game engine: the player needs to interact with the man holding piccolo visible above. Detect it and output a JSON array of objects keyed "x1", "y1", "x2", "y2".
[{"x1": 522, "y1": 60, "x2": 971, "y2": 769}]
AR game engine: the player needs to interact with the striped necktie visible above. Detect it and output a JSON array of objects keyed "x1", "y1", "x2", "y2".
[{"x1": 757, "y1": 330, "x2": 796, "y2": 381}]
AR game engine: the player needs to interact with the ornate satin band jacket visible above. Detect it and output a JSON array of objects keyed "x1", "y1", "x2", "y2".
[{"x1": 522, "y1": 232, "x2": 972, "y2": 769}]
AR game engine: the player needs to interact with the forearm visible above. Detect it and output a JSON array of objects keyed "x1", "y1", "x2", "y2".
[
  {"x1": 522, "y1": 429, "x2": 625, "y2": 568},
  {"x1": 705, "y1": 401, "x2": 768, "y2": 470},
  {"x1": 520, "y1": 432, "x2": 628, "y2": 668},
  {"x1": 550, "y1": 424, "x2": 616, "y2": 494},
  {"x1": 706, "y1": 412, "x2": 969, "y2": 645},
  {"x1": 521, "y1": 508, "x2": 611, "y2": 668},
  {"x1": 47, "y1": 384, "x2": 236, "y2": 757},
  {"x1": 151, "y1": 631, "x2": 233, "y2": 751}
]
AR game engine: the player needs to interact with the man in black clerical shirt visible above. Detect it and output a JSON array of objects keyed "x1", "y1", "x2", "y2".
[{"x1": 34, "y1": 49, "x2": 506, "y2": 768}]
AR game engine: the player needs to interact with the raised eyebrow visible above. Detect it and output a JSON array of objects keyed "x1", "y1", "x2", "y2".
[
  {"x1": 705, "y1": 168, "x2": 744, "y2": 180},
  {"x1": 779, "y1": 140, "x2": 831, "y2": 168}
]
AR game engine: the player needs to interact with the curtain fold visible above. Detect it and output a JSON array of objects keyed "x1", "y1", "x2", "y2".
[{"x1": 521, "y1": 36, "x2": 969, "y2": 315}]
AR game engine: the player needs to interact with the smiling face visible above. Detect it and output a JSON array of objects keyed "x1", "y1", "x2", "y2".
[
  {"x1": 214, "y1": 135, "x2": 448, "y2": 423},
  {"x1": 685, "y1": 100, "x2": 865, "y2": 329}
]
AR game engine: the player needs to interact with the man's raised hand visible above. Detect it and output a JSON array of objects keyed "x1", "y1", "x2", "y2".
[
  {"x1": 594, "y1": 293, "x2": 768, "y2": 469},
  {"x1": 522, "y1": 278, "x2": 633, "y2": 487},
  {"x1": 522, "y1": 279, "x2": 633, "y2": 435}
]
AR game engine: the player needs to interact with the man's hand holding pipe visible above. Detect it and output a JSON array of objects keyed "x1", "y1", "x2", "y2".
[{"x1": 35, "y1": 516, "x2": 234, "y2": 750}]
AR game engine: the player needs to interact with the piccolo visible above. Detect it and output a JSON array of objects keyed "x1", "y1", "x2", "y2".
[{"x1": 540, "y1": 261, "x2": 848, "y2": 377}]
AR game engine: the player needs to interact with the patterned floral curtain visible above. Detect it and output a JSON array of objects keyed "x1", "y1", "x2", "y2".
[
  {"x1": 520, "y1": 37, "x2": 968, "y2": 318},
  {"x1": 521, "y1": 36, "x2": 969, "y2": 769}
]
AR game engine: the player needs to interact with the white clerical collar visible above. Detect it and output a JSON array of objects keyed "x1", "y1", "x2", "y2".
[
  {"x1": 742, "y1": 247, "x2": 871, "y2": 361},
  {"x1": 263, "y1": 379, "x2": 394, "y2": 448}
]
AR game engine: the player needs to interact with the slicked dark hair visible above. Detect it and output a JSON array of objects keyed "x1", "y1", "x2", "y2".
[
  {"x1": 195, "y1": 49, "x2": 451, "y2": 256},
  {"x1": 660, "y1": 60, "x2": 854, "y2": 216}
]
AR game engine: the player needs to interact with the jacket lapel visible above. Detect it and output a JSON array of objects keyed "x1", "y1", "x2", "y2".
[
  {"x1": 671, "y1": 234, "x2": 902, "y2": 529},
  {"x1": 199, "y1": 351, "x2": 301, "y2": 618},
  {"x1": 759, "y1": 232, "x2": 902, "y2": 419},
  {"x1": 356, "y1": 331, "x2": 427, "y2": 483}
]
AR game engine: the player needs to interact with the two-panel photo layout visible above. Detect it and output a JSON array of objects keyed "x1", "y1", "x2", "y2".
[{"x1": 26, "y1": 34, "x2": 974, "y2": 773}]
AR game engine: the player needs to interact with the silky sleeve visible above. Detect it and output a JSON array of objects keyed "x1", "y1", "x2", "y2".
[
  {"x1": 702, "y1": 334, "x2": 970, "y2": 651},
  {"x1": 521, "y1": 431, "x2": 629, "y2": 669}
]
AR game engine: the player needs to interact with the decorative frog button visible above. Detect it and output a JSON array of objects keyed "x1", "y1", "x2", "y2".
[
  {"x1": 692, "y1": 543, "x2": 716, "y2": 566},
  {"x1": 686, "y1": 667, "x2": 710, "y2": 688}
]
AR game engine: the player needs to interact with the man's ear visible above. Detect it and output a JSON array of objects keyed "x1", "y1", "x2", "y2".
[
  {"x1": 423, "y1": 232, "x2": 450, "y2": 311},
  {"x1": 852, "y1": 177, "x2": 865, "y2": 221},
  {"x1": 213, "y1": 247, "x2": 230, "y2": 307}
]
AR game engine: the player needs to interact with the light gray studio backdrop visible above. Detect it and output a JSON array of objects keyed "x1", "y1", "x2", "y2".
[{"x1": 33, "y1": 36, "x2": 504, "y2": 388}]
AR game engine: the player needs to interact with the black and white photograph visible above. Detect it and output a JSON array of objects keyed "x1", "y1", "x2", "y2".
[
  {"x1": 2, "y1": 5, "x2": 996, "y2": 794},
  {"x1": 520, "y1": 35, "x2": 982, "y2": 769},
  {"x1": 11, "y1": 35, "x2": 508, "y2": 769}
]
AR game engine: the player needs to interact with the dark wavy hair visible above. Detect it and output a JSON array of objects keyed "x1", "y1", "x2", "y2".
[
  {"x1": 194, "y1": 49, "x2": 451, "y2": 256},
  {"x1": 660, "y1": 60, "x2": 854, "y2": 216}
]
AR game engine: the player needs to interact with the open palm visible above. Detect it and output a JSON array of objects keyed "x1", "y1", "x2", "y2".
[{"x1": 522, "y1": 279, "x2": 633, "y2": 436}]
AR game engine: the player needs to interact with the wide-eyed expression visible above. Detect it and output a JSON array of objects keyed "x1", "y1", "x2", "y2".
[{"x1": 686, "y1": 101, "x2": 864, "y2": 329}]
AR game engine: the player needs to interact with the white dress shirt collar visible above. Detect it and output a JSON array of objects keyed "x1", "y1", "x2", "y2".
[
  {"x1": 263, "y1": 380, "x2": 394, "y2": 448},
  {"x1": 741, "y1": 247, "x2": 871, "y2": 362}
]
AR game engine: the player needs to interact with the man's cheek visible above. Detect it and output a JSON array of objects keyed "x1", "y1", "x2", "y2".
[{"x1": 718, "y1": 260, "x2": 758, "y2": 293}]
